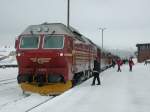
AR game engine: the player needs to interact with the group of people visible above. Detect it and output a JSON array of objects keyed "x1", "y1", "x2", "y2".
[
  {"x1": 114, "y1": 58, "x2": 134, "y2": 72},
  {"x1": 91, "y1": 57, "x2": 134, "y2": 86}
]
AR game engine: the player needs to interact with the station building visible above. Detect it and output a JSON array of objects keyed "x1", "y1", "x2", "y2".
[{"x1": 136, "y1": 43, "x2": 150, "y2": 62}]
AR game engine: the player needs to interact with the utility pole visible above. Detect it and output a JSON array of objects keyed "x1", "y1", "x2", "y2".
[
  {"x1": 67, "y1": 0, "x2": 70, "y2": 28},
  {"x1": 99, "y1": 28, "x2": 106, "y2": 71},
  {"x1": 99, "y1": 28, "x2": 106, "y2": 49}
]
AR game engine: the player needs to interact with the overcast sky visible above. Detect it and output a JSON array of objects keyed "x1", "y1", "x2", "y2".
[{"x1": 0, "y1": 0, "x2": 150, "y2": 50}]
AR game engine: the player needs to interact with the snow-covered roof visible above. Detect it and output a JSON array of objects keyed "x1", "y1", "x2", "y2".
[
  {"x1": 21, "y1": 23, "x2": 94, "y2": 45},
  {"x1": 136, "y1": 43, "x2": 150, "y2": 47},
  {"x1": 22, "y1": 23, "x2": 76, "y2": 37}
]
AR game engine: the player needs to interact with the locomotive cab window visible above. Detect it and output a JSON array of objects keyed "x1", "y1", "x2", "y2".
[
  {"x1": 20, "y1": 35, "x2": 39, "y2": 48},
  {"x1": 43, "y1": 35, "x2": 64, "y2": 49}
]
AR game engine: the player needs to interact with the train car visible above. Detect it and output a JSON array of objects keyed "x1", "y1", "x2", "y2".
[
  {"x1": 15, "y1": 23, "x2": 97, "y2": 95},
  {"x1": 101, "y1": 51, "x2": 113, "y2": 70}
]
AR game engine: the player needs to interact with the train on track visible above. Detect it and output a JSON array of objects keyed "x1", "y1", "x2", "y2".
[{"x1": 15, "y1": 23, "x2": 114, "y2": 95}]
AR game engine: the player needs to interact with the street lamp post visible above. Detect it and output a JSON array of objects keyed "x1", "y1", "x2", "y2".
[
  {"x1": 67, "y1": 0, "x2": 70, "y2": 28},
  {"x1": 99, "y1": 28, "x2": 106, "y2": 49},
  {"x1": 99, "y1": 28, "x2": 106, "y2": 71}
]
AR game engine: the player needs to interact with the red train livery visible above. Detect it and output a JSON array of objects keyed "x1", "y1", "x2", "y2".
[{"x1": 15, "y1": 23, "x2": 109, "y2": 95}]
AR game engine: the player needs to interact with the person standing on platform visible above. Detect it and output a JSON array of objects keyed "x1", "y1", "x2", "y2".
[
  {"x1": 112, "y1": 59, "x2": 116, "y2": 68},
  {"x1": 91, "y1": 59, "x2": 101, "y2": 86},
  {"x1": 116, "y1": 58, "x2": 122, "y2": 72},
  {"x1": 128, "y1": 58, "x2": 134, "y2": 72}
]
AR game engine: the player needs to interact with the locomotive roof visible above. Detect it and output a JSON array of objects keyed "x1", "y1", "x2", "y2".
[
  {"x1": 22, "y1": 23, "x2": 74, "y2": 36},
  {"x1": 21, "y1": 23, "x2": 93, "y2": 45}
]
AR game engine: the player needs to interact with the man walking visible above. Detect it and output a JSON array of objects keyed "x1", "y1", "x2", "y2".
[
  {"x1": 116, "y1": 58, "x2": 122, "y2": 72},
  {"x1": 92, "y1": 59, "x2": 101, "y2": 86},
  {"x1": 128, "y1": 58, "x2": 134, "y2": 71}
]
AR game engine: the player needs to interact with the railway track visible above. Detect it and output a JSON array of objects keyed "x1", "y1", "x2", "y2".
[
  {"x1": 25, "y1": 96, "x2": 55, "y2": 112},
  {"x1": 0, "y1": 78, "x2": 16, "y2": 82},
  {"x1": 0, "y1": 94, "x2": 56, "y2": 112},
  {"x1": 0, "y1": 78, "x2": 16, "y2": 86},
  {"x1": 0, "y1": 70, "x2": 56, "y2": 112},
  {"x1": 0, "y1": 77, "x2": 18, "y2": 93},
  {"x1": 0, "y1": 92, "x2": 30, "y2": 109}
]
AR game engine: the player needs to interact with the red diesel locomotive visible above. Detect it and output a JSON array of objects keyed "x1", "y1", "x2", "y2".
[{"x1": 15, "y1": 23, "x2": 109, "y2": 95}]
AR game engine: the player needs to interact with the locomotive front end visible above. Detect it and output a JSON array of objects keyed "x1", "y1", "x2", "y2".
[{"x1": 16, "y1": 32, "x2": 72, "y2": 95}]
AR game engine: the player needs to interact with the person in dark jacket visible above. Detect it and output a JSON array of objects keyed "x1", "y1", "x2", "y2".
[
  {"x1": 112, "y1": 59, "x2": 116, "y2": 68},
  {"x1": 91, "y1": 59, "x2": 101, "y2": 86},
  {"x1": 128, "y1": 58, "x2": 134, "y2": 71}
]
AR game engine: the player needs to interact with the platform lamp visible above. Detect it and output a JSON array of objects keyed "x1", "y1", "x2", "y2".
[
  {"x1": 99, "y1": 27, "x2": 106, "y2": 72},
  {"x1": 99, "y1": 28, "x2": 106, "y2": 49}
]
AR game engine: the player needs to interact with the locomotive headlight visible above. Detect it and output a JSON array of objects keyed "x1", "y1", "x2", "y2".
[
  {"x1": 17, "y1": 53, "x2": 21, "y2": 56},
  {"x1": 60, "y1": 53, "x2": 64, "y2": 56}
]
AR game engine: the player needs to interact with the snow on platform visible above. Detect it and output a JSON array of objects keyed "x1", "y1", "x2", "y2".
[
  {"x1": 30, "y1": 63, "x2": 150, "y2": 112},
  {"x1": 0, "y1": 62, "x2": 150, "y2": 112}
]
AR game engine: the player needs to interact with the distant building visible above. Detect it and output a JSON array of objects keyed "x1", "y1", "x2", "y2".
[{"x1": 136, "y1": 43, "x2": 150, "y2": 62}]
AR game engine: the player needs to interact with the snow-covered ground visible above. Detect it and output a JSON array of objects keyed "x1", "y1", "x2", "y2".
[
  {"x1": 0, "y1": 47, "x2": 17, "y2": 65},
  {"x1": 0, "y1": 61, "x2": 150, "y2": 112},
  {"x1": 0, "y1": 47, "x2": 15, "y2": 57},
  {"x1": 0, "y1": 68, "x2": 18, "y2": 80},
  {"x1": 0, "y1": 56, "x2": 17, "y2": 65}
]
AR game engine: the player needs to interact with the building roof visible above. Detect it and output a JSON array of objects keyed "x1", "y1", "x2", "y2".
[{"x1": 136, "y1": 43, "x2": 150, "y2": 47}]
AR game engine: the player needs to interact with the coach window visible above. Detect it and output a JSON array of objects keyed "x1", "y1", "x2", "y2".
[
  {"x1": 43, "y1": 35, "x2": 64, "y2": 49},
  {"x1": 20, "y1": 35, "x2": 39, "y2": 48}
]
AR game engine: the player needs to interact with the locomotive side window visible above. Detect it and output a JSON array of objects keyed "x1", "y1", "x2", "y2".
[
  {"x1": 43, "y1": 35, "x2": 64, "y2": 49},
  {"x1": 20, "y1": 35, "x2": 39, "y2": 48}
]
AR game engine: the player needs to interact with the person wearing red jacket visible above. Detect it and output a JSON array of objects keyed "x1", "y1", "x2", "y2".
[
  {"x1": 116, "y1": 58, "x2": 122, "y2": 72},
  {"x1": 129, "y1": 58, "x2": 134, "y2": 72}
]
